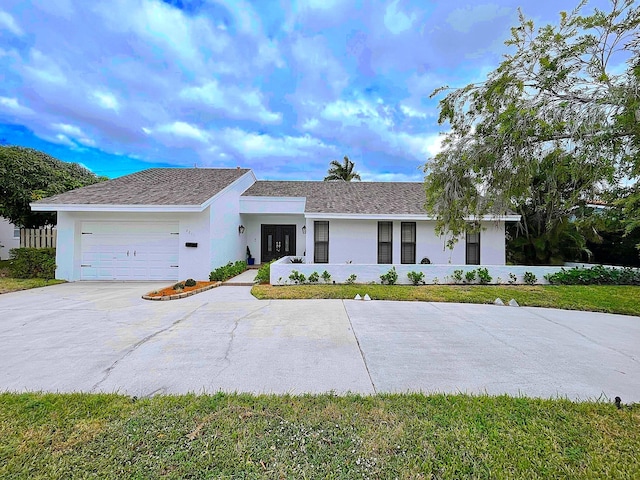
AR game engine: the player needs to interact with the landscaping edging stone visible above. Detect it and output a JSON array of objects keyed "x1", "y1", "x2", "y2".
[{"x1": 142, "y1": 282, "x2": 222, "y2": 301}]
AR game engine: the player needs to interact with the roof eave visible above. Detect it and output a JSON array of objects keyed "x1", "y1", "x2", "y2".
[{"x1": 30, "y1": 203, "x2": 205, "y2": 213}]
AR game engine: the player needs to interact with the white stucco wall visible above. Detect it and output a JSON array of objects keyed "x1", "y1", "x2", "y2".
[
  {"x1": 209, "y1": 172, "x2": 256, "y2": 270},
  {"x1": 480, "y1": 221, "x2": 507, "y2": 265},
  {"x1": 55, "y1": 210, "x2": 212, "y2": 281},
  {"x1": 242, "y1": 214, "x2": 306, "y2": 264},
  {"x1": 0, "y1": 217, "x2": 20, "y2": 260},
  {"x1": 302, "y1": 219, "x2": 506, "y2": 265},
  {"x1": 239, "y1": 196, "x2": 305, "y2": 214}
]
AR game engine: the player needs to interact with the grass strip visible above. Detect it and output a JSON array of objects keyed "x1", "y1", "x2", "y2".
[
  {"x1": 252, "y1": 284, "x2": 640, "y2": 316},
  {"x1": 1, "y1": 392, "x2": 638, "y2": 478},
  {"x1": 0, "y1": 278, "x2": 65, "y2": 294}
]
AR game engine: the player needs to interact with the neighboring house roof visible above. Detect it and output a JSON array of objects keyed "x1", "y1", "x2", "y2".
[
  {"x1": 242, "y1": 181, "x2": 428, "y2": 215},
  {"x1": 31, "y1": 168, "x2": 251, "y2": 206}
]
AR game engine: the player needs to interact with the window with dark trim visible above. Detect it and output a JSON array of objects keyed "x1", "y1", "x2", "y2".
[
  {"x1": 466, "y1": 229, "x2": 480, "y2": 265},
  {"x1": 378, "y1": 222, "x2": 393, "y2": 264},
  {"x1": 401, "y1": 222, "x2": 416, "y2": 264},
  {"x1": 314, "y1": 221, "x2": 329, "y2": 263}
]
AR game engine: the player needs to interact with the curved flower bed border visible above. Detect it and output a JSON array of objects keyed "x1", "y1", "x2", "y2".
[{"x1": 142, "y1": 281, "x2": 222, "y2": 301}]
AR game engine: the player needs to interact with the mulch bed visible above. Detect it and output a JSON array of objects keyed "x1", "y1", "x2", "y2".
[{"x1": 143, "y1": 280, "x2": 220, "y2": 301}]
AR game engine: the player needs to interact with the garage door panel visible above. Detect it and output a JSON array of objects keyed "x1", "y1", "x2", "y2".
[{"x1": 81, "y1": 222, "x2": 179, "y2": 281}]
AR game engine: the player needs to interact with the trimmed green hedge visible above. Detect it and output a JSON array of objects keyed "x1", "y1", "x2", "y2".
[
  {"x1": 8, "y1": 248, "x2": 56, "y2": 279},
  {"x1": 209, "y1": 261, "x2": 247, "y2": 282},
  {"x1": 545, "y1": 265, "x2": 640, "y2": 285}
]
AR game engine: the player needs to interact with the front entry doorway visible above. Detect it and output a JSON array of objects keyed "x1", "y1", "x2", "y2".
[{"x1": 261, "y1": 225, "x2": 296, "y2": 263}]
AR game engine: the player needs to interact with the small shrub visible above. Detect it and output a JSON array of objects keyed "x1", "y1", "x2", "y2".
[
  {"x1": 452, "y1": 269, "x2": 464, "y2": 284},
  {"x1": 544, "y1": 265, "x2": 640, "y2": 285},
  {"x1": 380, "y1": 267, "x2": 398, "y2": 285},
  {"x1": 464, "y1": 270, "x2": 476, "y2": 283},
  {"x1": 407, "y1": 271, "x2": 425, "y2": 286},
  {"x1": 508, "y1": 273, "x2": 517, "y2": 284},
  {"x1": 321, "y1": 270, "x2": 332, "y2": 283},
  {"x1": 185, "y1": 278, "x2": 197, "y2": 287},
  {"x1": 209, "y1": 260, "x2": 247, "y2": 282},
  {"x1": 432, "y1": 277, "x2": 439, "y2": 285},
  {"x1": 344, "y1": 274, "x2": 357, "y2": 285},
  {"x1": 8, "y1": 248, "x2": 56, "y2": 279},
  {"x1": 173, "y1": 282, "x2": 185, "y2": 290},
  {"x1": 290, "y1": 257, "x2": 304, "y2": 263},
  {"x1": 523, "y1": 271, "x2": 537, "y2": 285},
  {"x1": 495, "y1": 276, "x2": 503, "y2": 284},
  {"x1": 476, "y1": 267, "x2": 492, "y2": 284},
  {"x1": 308, "y1": 271, "x2": 319, "y2": 283},
  {"x1": 254, "y1": 260, "x2": 274, "y2": 284},
  {"x1": 289, "y1": 270, "x2": 306, "y2": 284}
]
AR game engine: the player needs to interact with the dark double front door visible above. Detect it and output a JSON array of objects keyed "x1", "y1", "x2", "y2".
[{"x1": 261, "y1": 225, "x2": 296, "y2": 263}]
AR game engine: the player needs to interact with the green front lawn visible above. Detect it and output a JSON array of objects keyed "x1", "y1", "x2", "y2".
[
  {"x1": 1, "y1": 392, "x2": 638, "y2": 478},
  {"x1": 252, "y1": 284, "x2": 640, "y2": 316},
  {"x1": 0, "y1": 277, "x2": 65, "y2": 294}
]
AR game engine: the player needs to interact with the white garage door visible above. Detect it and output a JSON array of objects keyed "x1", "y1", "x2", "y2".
[{"x1": 80, "y1": 222, "x2": 179, "y2": 280}]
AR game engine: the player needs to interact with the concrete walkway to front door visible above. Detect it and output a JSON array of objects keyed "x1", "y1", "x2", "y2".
[
  {"x1": 1, "y1": 281, "x2": 638, "y2": 401},
  {"x1": 223, "y1": 269, "x2": 258, "y2": 286}
]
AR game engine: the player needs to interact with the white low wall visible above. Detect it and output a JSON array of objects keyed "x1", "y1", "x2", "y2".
[{"x1": 270, "y1": 257, "x2": 572, "y2": 285}]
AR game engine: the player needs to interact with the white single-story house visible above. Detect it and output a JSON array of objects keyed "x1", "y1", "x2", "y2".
[
  {"x1": 31, "y1": 168, "x2": 520, "y2": 281},
  {"x1": 0, "y1": 217, "x2": 21, "y2": 260}
]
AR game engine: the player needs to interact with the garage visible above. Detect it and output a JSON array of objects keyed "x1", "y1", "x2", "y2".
[{"x1": 80, "y1": 221, "x2": 179, "y2": 280}]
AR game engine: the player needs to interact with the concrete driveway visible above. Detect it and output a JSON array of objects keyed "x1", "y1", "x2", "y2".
[{"x1": 1, "y1": 282, "x2": 638, "y2": 401}]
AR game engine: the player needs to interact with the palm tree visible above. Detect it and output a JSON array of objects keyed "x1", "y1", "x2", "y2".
[{"x1": 324, "y1": 156, "x2": 361, "y2": 182}]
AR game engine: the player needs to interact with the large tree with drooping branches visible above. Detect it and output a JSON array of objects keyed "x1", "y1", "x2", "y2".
[{"x1": 425, "y1": 0, "x2": 639, "y2": 264}]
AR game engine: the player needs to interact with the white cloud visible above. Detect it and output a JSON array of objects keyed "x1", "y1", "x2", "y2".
[
  {"x1": 302, "y1": 0, "x2": 341, "y2": 10},
  {"x1": 447, "y1": 4, "x2": 510, "y2": 33},
  {"x1": 94, "y1": 0, "x2": 228, "y2": 72},
  {"x1": 24, "y1": 49, "x2": 67, "y2": 84},
  {"x1": 0, "y1": 96, "x2": 33, "y2": 116},
  {"x1": 290, "y1": 35, "x2": 349, "y2": 95},
  {"x1": 77, "y1": 137, "x2": 96, "y2": 147},
  {"x1": 0, "y1": 10, "x2": 23, "y2": 36},
  {"x1": 54, "y1": 123, "x2": 84, "y2": 137},
  {"x1": 301, "y1": 118, "x2": 319, "y2": 130},
  {"x1": 180, "y1": 80, "x2": 281, "y2": 124},
  {"x1": 321, "y1": 99, "x2": 393, "y2": 128},
  {"x1": 52, "y1": 123, "x2": 96, "y2": 147},
  {"x1": 220, "y1": 128, "x2": 334, "y2": 159},
  {"x1": 53, "y1": 133, "x2": 75, "y2": 147},
  {"x1": 156, "y1": 121, "x2": 209, "y2": 143},
  {"x1": 92, "y1": 91, "x2": 120, "y2": 111},
  {"x1": 425, "y1": 133, "x2": 447, "y2": 158},
  {"x1": 400, "y1": 104, "x2": 428, "y2": 119},
  {"x1": 213, "y1": 0, "x2": 262, "y2": 35},
  {"x1": 384, "y1": 0, "x2": 417, "y2": 34}
]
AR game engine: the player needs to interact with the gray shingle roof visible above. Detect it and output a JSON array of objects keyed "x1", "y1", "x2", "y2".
[
  {"x1": 242, "y1": 181, "x2": 428, "y2": 215},
  {"x1": 33, "y1": 168, "x2": 251, "y2": 206}
]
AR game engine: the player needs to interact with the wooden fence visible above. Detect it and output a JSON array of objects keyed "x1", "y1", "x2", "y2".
[{"x1": 20, "y1": 228, "x2": 57, "y2": 249}]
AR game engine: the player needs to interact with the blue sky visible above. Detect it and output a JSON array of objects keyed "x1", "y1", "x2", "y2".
[{"x1": 0, "y1": 0, "x2": 611, "y2": 180}]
